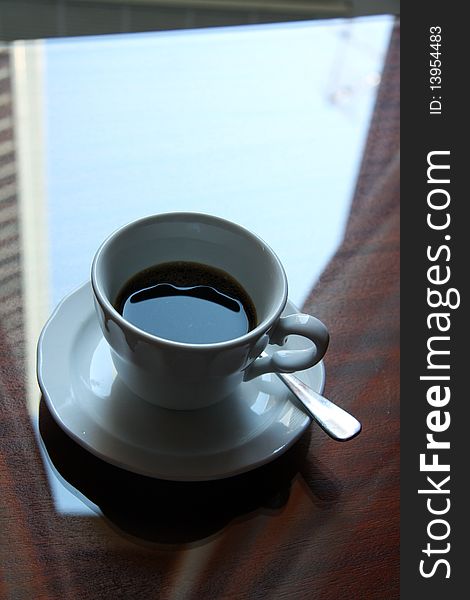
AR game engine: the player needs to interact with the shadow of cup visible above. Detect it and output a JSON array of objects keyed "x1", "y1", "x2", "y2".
[{"x1": 39, "y1": 396, "x2": 339, "y2": 545}]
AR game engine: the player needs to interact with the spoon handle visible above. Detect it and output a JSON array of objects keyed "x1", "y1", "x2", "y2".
[{"x1": 275, "y1": 371, "x2": 362, "y2": 441}]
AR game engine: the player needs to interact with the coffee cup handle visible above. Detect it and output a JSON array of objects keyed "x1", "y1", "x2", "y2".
[{"x1": 244, "y1": 314, "x2": 329, "y2": 381}]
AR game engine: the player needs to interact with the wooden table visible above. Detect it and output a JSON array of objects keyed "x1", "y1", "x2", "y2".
[{"x1": 0, "y1": 22, "x2": 399, "y2": 600}]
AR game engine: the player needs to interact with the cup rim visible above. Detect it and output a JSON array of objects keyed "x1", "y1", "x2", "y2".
[{"x1": 91, "y1": 212, "x2": 288, "y2": 350}]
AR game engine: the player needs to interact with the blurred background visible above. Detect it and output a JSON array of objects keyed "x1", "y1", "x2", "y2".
[{"x1": 0, "y1": 0, "x2": 399, "y2": 40}]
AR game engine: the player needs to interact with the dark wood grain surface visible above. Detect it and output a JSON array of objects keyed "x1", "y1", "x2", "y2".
[{"x1": 0, "y1": 22, "x2": 399, "y2": 600}]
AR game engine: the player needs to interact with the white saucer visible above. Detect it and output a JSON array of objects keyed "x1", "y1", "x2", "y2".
[{"x1": 37, "y1": 282, "x2": 325, "y2": 481}]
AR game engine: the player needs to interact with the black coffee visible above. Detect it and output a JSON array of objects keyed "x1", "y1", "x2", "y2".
[{"x1": 114, "y1": 261, "x2": 257, "y2": 344}]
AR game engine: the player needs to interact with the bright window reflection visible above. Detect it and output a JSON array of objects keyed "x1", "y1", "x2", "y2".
[{"x1": 42, "y1": 17, "x2": 393, "y2": 309}]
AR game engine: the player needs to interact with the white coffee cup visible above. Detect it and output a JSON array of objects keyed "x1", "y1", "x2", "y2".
[{"x1": 91, "y1": 212, "x2": 329, "y2": 409}]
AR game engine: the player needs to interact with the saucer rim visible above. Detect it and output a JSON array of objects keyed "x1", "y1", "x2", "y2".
[{"x1": 37, "y1": 281, "x2": 326, "y2": 481}]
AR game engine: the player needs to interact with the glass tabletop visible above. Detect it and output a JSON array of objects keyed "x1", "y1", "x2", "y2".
[{"x1": 0, "y1": 14, "x2": 398, "y2": 597}]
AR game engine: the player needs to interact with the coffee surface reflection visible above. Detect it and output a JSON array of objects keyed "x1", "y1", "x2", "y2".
[{"x1": 114, "y1": 261, "x2": 257, "y2": 343}]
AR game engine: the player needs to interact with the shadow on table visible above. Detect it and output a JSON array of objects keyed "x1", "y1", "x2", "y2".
[{"x1": 39, "y1": 397, "x2": 341, "y2": 546}]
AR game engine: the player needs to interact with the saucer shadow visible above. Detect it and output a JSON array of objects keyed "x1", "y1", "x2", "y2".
[{"x1": 39, "y1": 396, "x2": 334, "y2": 545}]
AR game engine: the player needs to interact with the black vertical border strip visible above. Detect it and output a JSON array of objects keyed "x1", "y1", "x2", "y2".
[{"x1": 401, "y1": 3, "x2": 465, "y2": 598}]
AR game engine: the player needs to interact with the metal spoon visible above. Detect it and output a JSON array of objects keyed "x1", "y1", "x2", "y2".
[{"x1": 274, "y1": 368, "x2": 362, "y2": 441}]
